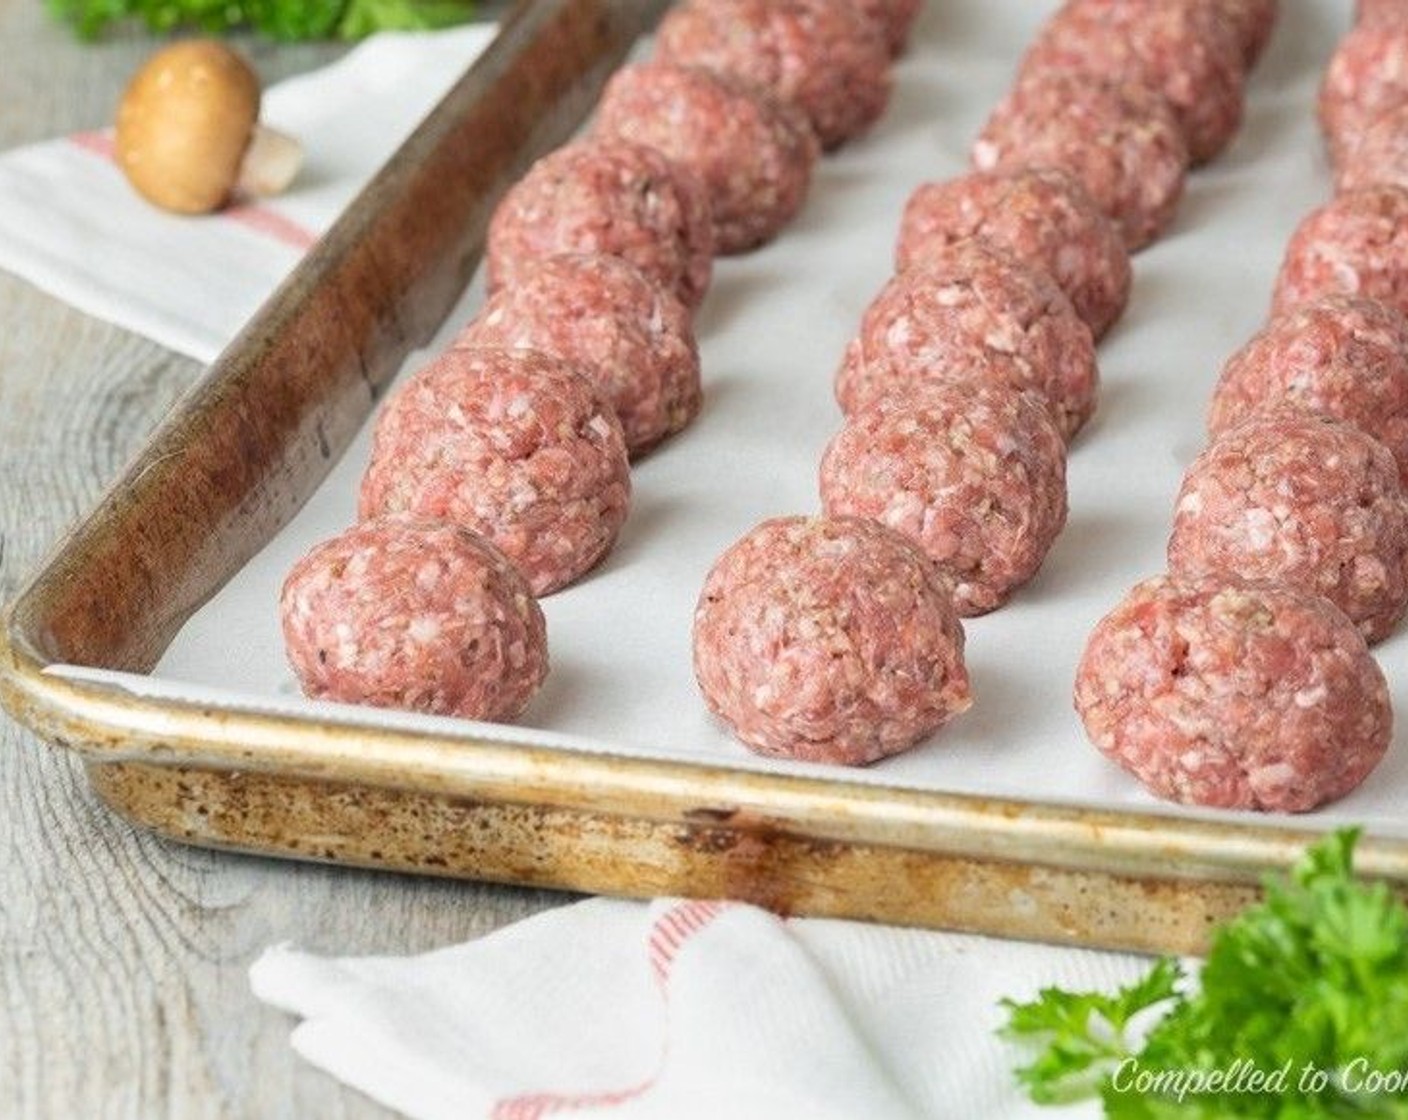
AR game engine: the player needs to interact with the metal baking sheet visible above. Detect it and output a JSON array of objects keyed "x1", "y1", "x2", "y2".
[
  {"x1": 5, "y1": 0, "x2": 1406, "y2": 954},
  {"x1": 107, "y1": 0, "x2": 1408, "y2": 830}
]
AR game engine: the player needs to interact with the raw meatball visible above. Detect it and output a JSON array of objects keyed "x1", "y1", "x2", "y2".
[
  {"x1": 359, "y1": 347, "x2": 631, "y2": 596},
  {"x1": 851, "y1": 0, "x2": 923, "y2": 56},
  {"x1": 1319, "y1": 23, "x2": 1408, "y2": 164},
  {"x1": 1020, "y1": 0, "x2": 1245, "y2": 165},
  {"x1": 1168, "y1": 409, "x2": 1408, "y2": 643},
  {"x1": 454, "y1": 253, "x2": 701, "y2": 457},
  {"x1": 1209, "y1": 294, "x2": 1408, "y2": 486},
  {"x1": 973, "y1": 72, "x2": 1188, "y2": 251},
  {"x1": 1335, "y1": 102, "x2": 1408, "y2": 193},
  {"x1": 281, "y1": 517, "x2": 548, "y2": 722},
  {"x1": 1359, "y1": 0, "x2": 1408, "y2": 26},
  {"x1": 1272, "y1": 186, "x2": 1408, "y2": 318},
  {"x1": 655, "y1": 0, "x2": 891, "y2": 150},
  {"x1": 485, "y1": 138, "x2": 713, "y2": 311},
  {"x1": 1074, "y1": 574, "x2": 1391, "y2": 812},
  {"x1": 1212, "y1": 0, "x2": 1279, "y2": 67},
  {"x1": 693, "y1": 515, "x2": 971, "y2": 765},
  {"x1": 895, "y1": 167, "x2": 1132, "y2": 339},
  {"x1": 593, "y1": 62, "x2": 819, "y2": 255},
  {"x1": 836, "y1": 240, "x2": 1099, "y2": 440},
  {"x1": 819, "y1": 381, "x2": 1067, "y2": 616}
]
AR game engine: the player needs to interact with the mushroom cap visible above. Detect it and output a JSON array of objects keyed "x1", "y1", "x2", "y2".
[{"x1": 116, "y1": 40, "x2": 261, "y2": 214}]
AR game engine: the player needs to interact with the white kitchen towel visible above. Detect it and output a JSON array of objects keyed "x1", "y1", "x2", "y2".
[
  {"x1": 250, "y1": 896, "x2": 1154, "y2": 1119},
  {"x1": 0, "y1": 24, "x2": 496, "y2": 364}
]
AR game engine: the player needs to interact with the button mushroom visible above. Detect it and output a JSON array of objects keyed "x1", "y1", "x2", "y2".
[{"x1": 115, "y1": 40, "x2": 303, "y2": 215}]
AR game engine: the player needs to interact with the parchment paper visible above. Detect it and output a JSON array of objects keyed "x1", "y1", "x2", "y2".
[{"x1": 64, "y1": 0, "x2": 1408, "y2": 837}]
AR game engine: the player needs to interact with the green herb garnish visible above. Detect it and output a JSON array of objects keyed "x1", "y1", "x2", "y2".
[
  {"x1": 47, "y1": 0, "x2": 477, "y2": 41},
  {"x1": 1001, "y1": 829, "x2": 1408, "y2": 1117}
]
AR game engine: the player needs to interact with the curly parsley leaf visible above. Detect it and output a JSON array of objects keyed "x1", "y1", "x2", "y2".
[
  {"x1": 1001, "y1": 958, "x2": 1183, "y2": 1104},
  {"x1": 1001, "y1": 829, "x2": 1408, "y2": 1116},
  {"x1": 46, "y1": 0, "x2": 476, "y2": 41},
  {"x1": 335, "y1": 0, "x2": 475, "y2": 39}
]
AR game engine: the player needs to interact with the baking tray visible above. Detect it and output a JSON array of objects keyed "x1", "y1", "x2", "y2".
[{"x1": 5, "y1": 0, "x2": 1408, "y2": 955}]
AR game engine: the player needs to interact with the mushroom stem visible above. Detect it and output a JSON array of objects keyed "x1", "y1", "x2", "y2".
[{"x1": 237, "y1": 125, "x2": 304, "y2": 198}]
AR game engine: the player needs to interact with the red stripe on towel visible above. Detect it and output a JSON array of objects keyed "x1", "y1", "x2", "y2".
[
  {"x1": 223, "y1": 202, "x2": 318, "y2": 249},
  {"x1": 648, "y1": 901, "x2": 726, "y2": 986},
  {"x1": 68, "y1": 130, "x2": 318, "y2": 250},
  {"x1": 490, "y1": 901, "x2": 733, "y2": 1119},
  {"x1": 71, "y1": 130, "x2": 116, "y2": 158}
]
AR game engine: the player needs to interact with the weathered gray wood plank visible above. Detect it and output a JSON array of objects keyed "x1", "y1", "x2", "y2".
[{"x1": 0, "y1": 3, "x2": 561, "y2": 1116}]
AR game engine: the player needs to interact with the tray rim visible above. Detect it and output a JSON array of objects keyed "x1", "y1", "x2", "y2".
[
  {"x1": 4, "y1": 0, "x2": 1407, "y2": 950},
  {"x1": 6, "y1": 624, "x2": 1408, "y2": 887}
]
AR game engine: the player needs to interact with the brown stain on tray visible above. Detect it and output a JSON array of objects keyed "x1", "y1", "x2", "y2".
[{"x1": 84, "y1": 758, "x2": 1269, "y2": 954}]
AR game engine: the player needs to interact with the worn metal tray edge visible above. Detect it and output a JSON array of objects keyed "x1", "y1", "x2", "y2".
[
  {"x1": 3, "y1": 0, "x2": 1404, "y2": 954},
  {"x1": 6, "y1": 627, "x2": 1406, "y2": 953}
]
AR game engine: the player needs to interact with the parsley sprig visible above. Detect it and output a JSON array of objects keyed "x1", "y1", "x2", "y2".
[
  {"x1": 47, "y1": 0, "x2": 477, "y2": 41},
  {"x1": 1001, "y1": 829, "x2": 1408, "y2": 1117}
]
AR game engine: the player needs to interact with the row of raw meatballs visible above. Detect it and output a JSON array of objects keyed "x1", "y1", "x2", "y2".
[
  {"x1": 973, "y1": 0, "x2": 1277, "y2": 251},
  {"x1": 278, "y1": 0, "x2": 917, "y2": 724},
  {"x1": 692, "y1": 0, "x2": 1277, "y2": 765},
  {"x1": 1078, "y1": 4, "x2": 1408, "y2": 814}
]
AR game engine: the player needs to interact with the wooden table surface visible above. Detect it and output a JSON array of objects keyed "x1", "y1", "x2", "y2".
[{"x1": 0, "y1": 3, "x2": 566, "y2": 1116}]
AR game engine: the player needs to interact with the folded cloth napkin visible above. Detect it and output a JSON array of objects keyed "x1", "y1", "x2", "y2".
[
  {"x1": 250, "y1": 896, "x2": 1154, "y2": 1119},
  {"x1": 0, "y1": 24, "x2": 496, "y2": 364}
]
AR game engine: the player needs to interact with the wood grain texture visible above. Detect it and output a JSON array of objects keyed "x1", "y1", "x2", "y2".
[{"x1": 0, "y1": 2, "x2": 563, "y2": 1117}]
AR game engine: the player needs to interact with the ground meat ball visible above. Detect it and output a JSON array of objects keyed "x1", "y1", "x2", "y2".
[
  {"x1": 281, "y1": 517, "x2": 548, "y2": 722},
  {"x1": 485, "y1": 138, "x2": 713, "y2": 311},
  {"x1": 655, "y1": 0, "x2": 891, "y2": 151},
  {"x1": 1319, "y1": 23, "x2": 1408, "y2": 164},
  {"x1": 836, "y1": 240, "x2": 1099, "y2": 440},
  {"x1": 1074, "y1": 574, "x2": 1391, "y2": 812},
  {"x1": 819, "y1": 381, "x2": 1067, "y2": 616},
  {"x1": 1020, "y1": 0, "x2": 1245, "y2": 165},
  {"x1": 1336, "y1": 102, "x2": 1408, "y2": 194},
  {"x1": 1211, "y1": 0, "x2": 1279, "y2": 67},
  {"x1": 1168, "y1": 410, "x2": 1408, "y2": 643},
  {"x1": 895, "y1": 168, "x2": 1132, "y2": 340},
  {"x1": 593, "y1": 62, "x2": 819, "y2": 255},
  {"x1": 1272, "y1": 186, "x2": 1408, "y2": 318},
  {"x1": 359, "y1": 347, "x2": 631, "y2": 596},
  {"x1": 1209, "y1": 294, "x2": 1408, "y2": 486},
  {"x1": 692, "y1": 515, "x2": 971, "y2": 765},
  {"x1": 972, "y1": 72, "x2": 1188, "y2": 251},
  {"x1": 454, "y1": 254, "x2": 700, "y2": 457},
  {"x1": 850, "y1": 0, "x2": 923, "y2": 56},
  {"x1": 1359, "y1": 0, "x2": 1408, "y2": 27}
]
